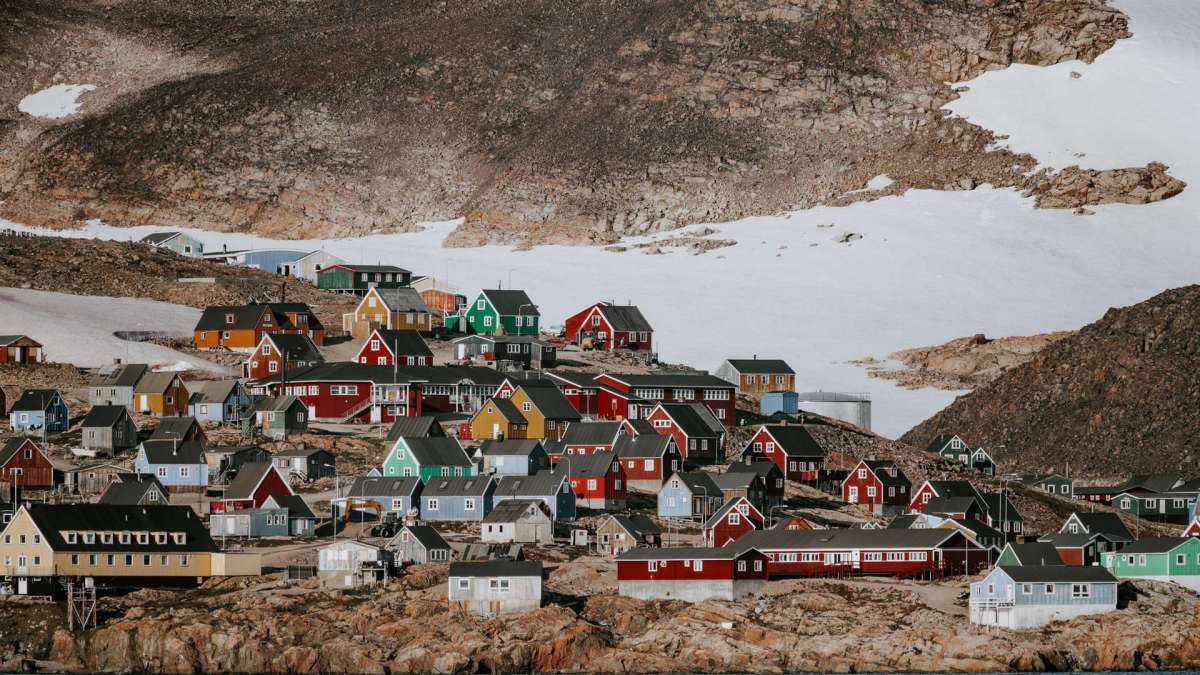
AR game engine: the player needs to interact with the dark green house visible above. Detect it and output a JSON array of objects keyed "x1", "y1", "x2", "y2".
[
  {"x1": 1018, "y1": 473, "x2": 1073, "y2": 498},
  {"x1": 1113, "y1": 491, "x2": 1197, "y2": 523},
  {"x1": 317, "y1": 264, "x2": 412, "y2": 295},
  {"x1": 465, "y1": 289, "x2": 540, "y2": 336}
]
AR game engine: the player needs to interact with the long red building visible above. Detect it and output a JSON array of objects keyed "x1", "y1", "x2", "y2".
[
  {"x1": 729, "y1": 528, "x2": 990, "y2": 579},
  {"x1": 616, "y1": 547, "x2": 769, "y2": 601}
]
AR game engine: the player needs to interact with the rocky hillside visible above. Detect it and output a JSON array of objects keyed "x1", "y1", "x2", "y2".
[
  {"x1": 902, "y1": 285, "x2": 1200, "y2": 480},
  {"x1": 858, "y1": 331, "x2": 1073, "y2": 390},
  {"x1": 0, "y1": 1, "x2": 1182, "y2": 245}
]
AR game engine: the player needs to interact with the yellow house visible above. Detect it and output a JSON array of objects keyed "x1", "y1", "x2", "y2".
[
  {"x1": 343, "y1": 287, "x2": 435, "y2": 338},
  {"x1": 133, "y1": 372, "x2": 190, "y2": 417},
  {"x1": 507, "y1": 385, "x2": 582, "y2": 441},
  {"x1": 469, "y1": 398, "x2": 528, "y2": 441},
  {"x1": 0, "y1": 504, "x2": 260, "y2": 596}
]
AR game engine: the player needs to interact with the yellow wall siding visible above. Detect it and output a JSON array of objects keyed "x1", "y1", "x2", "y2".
[
  {"x1": 507, "y1": 390, "x2": 547, "y2": 439},
  {"x1": 54, "y1": 551, "x2": 212, "y2": 578},
  {"x1": 0, "y1": 511, "x2": 55, "y2": 575}
]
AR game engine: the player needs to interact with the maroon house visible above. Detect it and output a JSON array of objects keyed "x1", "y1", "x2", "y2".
[
  {"x1": 212, "y1": 462, "x2": 294, "y2": 513},
  {"x1": 0, "y1": 438, "x2": 54, "y2": 489},
  {"x1": 616, "y1": 547, "x2": 769, "y2": 601},
  {"x1": 704, "y1": 497, "x2": 764, "y2": 547},
  {"x1": 645, "y1": 402, "x2": 726, "y2": 466},
  {"x1": 616, "y1": 434, "x2": 683, "y2": 492},
  {"x1": 594, "y1": 373, "x2": 737, "y2": 427},
  {"x1": 245, "y1": 333, "x2": 324, "y2": 381},
  {"x1": 730, "y1": 528, "x2": 990, "y2": 579},
  {"x1": 556, "y1": 451, "x2": 627, "y2": 510},
  {"x1": 562, "y1": 302, "x2": 654, "y2": 353},
  {"x1": 355, "y1": 329, "x2": 433, "y2": 366},
  {"x1": 841, "y1": 459, "x2": 911, "y2": 514},
  {"x1": 741, "y1": 425, "x2": 827, "y2": 482}
]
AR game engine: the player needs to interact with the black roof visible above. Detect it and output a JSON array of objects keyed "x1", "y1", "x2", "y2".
[
  {"x1": 727, "y1": 460, "x2": 782, "y2": 479},
  {"x1": 346, "y1": 475, "x2": 422, "y2": 498},
  {"x1": 24, "y1": 504, "x2": 218, "y2": 553},
  {"x1": 98, "y1": 480, "x2": 165, "y2": 506},
  {"x1": 422, "y1": 475, "x2": 494, "y2": 497},
  {"x1": 1118, "y1": 473, "x2": 1184, "y2": 493},
  {"x1": 561, "y1": 421, "x2": 624, "y2": 446},
  {"x1": 449, "y1": 559, "x2": 542, "y2": 578},
  {"x1": 89, "y1": 363, "x2": 149, "y2": 388},
  {"x1": 724, "y1": 359, "x2": 794, "y2": 375},
  {"x1": 194, "y1": 303, "x2": 320, "y2": 332},
  {"x1": 759, "y1": 425, "x2": 826, "y2": 458},
  {"x1": 729, "y1": 528, "x2": 965, "y2": 554},
  {"x1": 149, "y1": 416, "x2": 200, "y2": 441},
  {"x1": 81, "y1": 405, "x2": 131, "y2": 429},
  {"x1": 603, "y1": 372, "x2": 734, "y2": 388},
  {"x1": 924, "y1": 434, "x2": 965, "y2": 453},
  {"x1": 998, "y1": 565, "x2": 1117, "y2": 583},
  {"x1": 186, "y1": 380, "x2": 243, "y2": 405},
  {"x1": 386, "y1": 416, "x2": 445, "y2": 442},
  {"x1": 329, "y1": 264, "x2": 410, "y2": 274},
  {"x1": 372, "y1": 329, "x2": 433, "y2": 357},
  {"x1": 667, "y1": 470, "x2": 723, "y2": 496},
  {"x1": 400, "y1": 524, "x2": 450, "y2": 550},
  {"x1": 618, "y1": 547, "x2": 750, "y2": 561},
  {"x1": 483, "y1": 397, "x2": 525, "y2": 423},
  {"x1": 11, "y1": 389, "x2": 61, "y2": 412},
  {"x1": 481, "y1": 289, "x2": 538, "y2": 316},
  {"x1": 1117, "y1": 537, "x2": 1194, "y2": 554},
  {"x1": 401, "y1": 437, "x2": 473, "y2": 467},
  {"x1": 140, "y1": 231, "x2": 181, "y2": 245},
  {"x1": 597, "y1": 304, "x2": 653, "y2": 332},
  {"x1": 265, "y1": 334, "x2": 323, "y2": 362},
  {"x1": 1065, "y1": 512, "x2": 1134, "y2": 541},
  {"x1": 861, "y1": 459, "x2": 909, "y2": 488},
  {"x1": 616, "y1": 434, "x2": 673, "y2": 458},
  {"x1": 267, "y1": 494, "x2": 316, "y2": 520},
  {"x1": 1002, "y1": 542, "x2": 1065, "y2": 565},
  {"x1": 479, "y1": 439, "x2": 545, "y2": 457},
  {"x1": 711, "y1": 472, "x2": 760, "y2": 491},
  {"x1": 554, "y1": 451, "x2": 618, "y2": 478},
  {"x1": 607, "y1": 514, "x2": 661, "y2": 538},
  {"x1": 139, "y1": 440, "x2": 206, "y2": 465},
  {"x1": 493, "y1": 472, "x2": 566, "y2": 498},
  {"x1": 483, "y1": 499, "x2": 550, "y2": 523},
  {"x1": 982, "y1": 492, "x2": 1023, "y2": 522},
  {"x1": 372, "y1": 288, "x2": 429, "y2": 313},
  {"x1": 658, "y1": 403, "x2": 723, "y2": 438}
]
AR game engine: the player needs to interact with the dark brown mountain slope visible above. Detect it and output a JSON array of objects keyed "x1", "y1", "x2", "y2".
[
  {"x1": 0, "y1": 0, "x2": 1181, "y2": 244},
  {"x1": 901, "y1": 285, "x2": 1200, "y2": 480}
]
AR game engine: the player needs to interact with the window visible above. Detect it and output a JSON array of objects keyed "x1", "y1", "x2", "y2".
[
  {"x1": 179, "y1": 467, "x2": 190, "y2": 478},
  {"x1": 867, "y1": 486, "x2": 876, "y2": 498},
  {"x1": 737, "y1": 560, "x2": 747, "y2": 572},
  {"x1": 886, "y1": 552, "x2": 905, "y2": 561},
  {"x1": 522, "y1": 402, "x2": 531, "y2": 412},
  {"x1": 161, "y1": 555, "x2": 169, "y2": 566},
  {"x1": 1119, "y1": 498, "x2": 1131, "y2": 510},
  {"x1": 643, "y1": 459, "x2": 654, "y2": 471},
  {"x1": 858, "y1": 469, "x2": 867, "y2": 479},
  {"x1": 268, "y1": 361, "x2": 278, "y2": 373},
  {"x1": 428, "y1": 499, "x2": 439, "y2": 511},
  {"x1": 1139, "y1": 554, "x2": 1147, "y2": 566},
  {"x1": 911, "y1": 551, "x2": 927, "y2": 561},
  {"x1": 158, "y1": 467, "x2": 168, "y2": 478},
  {"x1": 70, "y1": 554, "x2": 80, "y2": 565},
  {"x1": 143, "y1": 554, "x2": 152, "y2": 566},
  {"x1": 1071, "y1": 584, "x2": 1091, "y2": 598},
  {"x1": 477, "y1": 299, "x2": 486, "y2": 310},
  {"x1": 647, "y1": 560, "x2": 658, "y2": 572},
  {"x1": 180, "y1": 555, "x2": 190, "y2": 566},
  {"x1": 488, "y1": 578, "x2": 511, "y2": 593},
  {"x1": 746, "y1": 375, "x2": 756, "y2": 385},
  {"x1": 458, "y1": 578, "x2": 470, "y2": 590},
  {"x1": 155, "y1": 533, "x2": 167, "y2": 545},
  {"x1": 1044, "y1": 583, "x2": 1054, "y2": 594},
  {"x1": 1178, "y1": 554, "x2": 1186, "y2": 565},
  {"x1": 83, "y1": 532, "x2": 94, "y2": 544},
  {"x1": 729, "y1": 513, "x2": 741, "y2": 525},
  {"x1": 66, "y1": 532, "x2": 77, "y2": 544},
  {"x1": 654, "y1": 419, "x2": 670, "y2": 428},
  {"x1": 465, "y1": 498, "x2": 476, "y2": 511},
  {"x1": 587, "y1": 479, "x2": 597, "y2": 490},
  {"x1": 1021, "y1": 583, "x2": 1033, "y2": 595},
  {"x1": 863, "y1": 552, "x2": 882, "y2": 561},
  {"x1": 694, "y1": 560, "x2": 703, "y2": 571},
  {"x1": 483, "y1": 316, "x2": 493, "y2": 327},
  {"x1": 124, "y1": 554, "x2": 134, "y2": 566}
]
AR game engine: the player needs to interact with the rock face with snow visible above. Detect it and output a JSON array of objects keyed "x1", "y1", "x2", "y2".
[
  {"x1": 902, "y1": 285, "x2": 1200, "y2": 479},
  {"x1": 0, "y1": 0, "x2": 1176, "y2": 244}
]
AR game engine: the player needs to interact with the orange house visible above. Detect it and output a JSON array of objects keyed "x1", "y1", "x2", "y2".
[
  {"x1": 133, "y1": 372, "x2": 190, "y2": 417},
  {"x1": 194, "y1": 303, "x2": 324, "y2": 351}
]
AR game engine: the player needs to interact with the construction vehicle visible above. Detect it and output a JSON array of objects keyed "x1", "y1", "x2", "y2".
[{"x1": 339, "y1": 498, "x2": 386, "y2": 524}]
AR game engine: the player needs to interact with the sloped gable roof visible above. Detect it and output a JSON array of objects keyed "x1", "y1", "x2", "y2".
[
  {"x1": 597, "y1": 304, "x2": 652, "y2": 332},
  {"x1": 11, "y1": 389, "x2": 62, "y2": 412},
  {"x1": 346, "y1": 475, "x2": 422, "y2": 498},
  {"x1": 561, "y1": 421, "x2": 624, "y2": 446},
  {"x1": 517, "y1": 386, "x2": 582, "y2": 421},
  {"x1": 374, "y1": 287, "x2": 430, "y2": 314},
  {"x1": 371, "y1": 329, "x2": 433, "y2": 357},
  {"x1": 81, "y1": 405, "x2": 131, "y2": 429},
  {"x1": 139, "y1": 440, "x2": 206, "y2": 465},
  {"x1": 402, "y1": 437, "x2": 472, "y2": 467},
  {"x1": 481, "y1": 289, "x2": 538, "y2": 316},
  {"x1": 265, "y1": 333, "x2": 324, "y2": 362},
  {"x1": 89, "y1": 363, "x2": 149, "y2": 388},
  {"x1": 724, "y1": 359, "x2": 794, "y2": 374},
  {"x1": 224, "y1": 462, "x2": 289, "y2": 501},
  {"x1": 761, "y1": 425, "x2": 826, "y2": 458}
]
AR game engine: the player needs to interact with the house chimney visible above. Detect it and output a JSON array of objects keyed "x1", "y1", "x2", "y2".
[{"x1": 113, "y1": 357, "x2": 122, "y2": 365}]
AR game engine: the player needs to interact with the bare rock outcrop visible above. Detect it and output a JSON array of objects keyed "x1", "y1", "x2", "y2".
[
  {"x1": 859, "y1": 331, "x2": 1072, "y2": 390},
  {"x1": 1026, "y1": 162, "x2": 1187, "y2": 208}
]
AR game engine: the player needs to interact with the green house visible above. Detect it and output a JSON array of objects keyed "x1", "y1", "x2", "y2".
[
  {"x1": 317, "y1": 264, "x2": 412, "y2": 295},
  {"x1": 381, "y1": 437, "x2": 475, "y2": 482},
  {"x1": 1102, "y1": 537, "x2": 1200, "y2": 592},
  {"x1": 465, "y1": 289, "x2": 539, "y2": 336},
  {"x1": 1018, "y1": 473, "x2": 1073, "y2": 498},
  {"x1": 1112, "y1": 491, "x2": 1197, "y2": 524}
]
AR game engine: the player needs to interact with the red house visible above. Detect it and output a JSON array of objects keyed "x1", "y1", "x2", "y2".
[
  {"x1": 645, "y1": 402, "x2": 726, "y2": 465},
  {"x1": 556, "y1": 451, "x2": 626, "y2": 510},
  {"x1": 545, "y1": 372, "x2": 652, "y2": 421},
  {"x1": 0, "y1": 335, "x2": 44, "y2": 364},
  {"x1": 264, "y1": 362, "x2": 423, "y2": 423},
  {"x1": 616, "y1": 547, "x2": 769, "y2": 601},
  {"x1": 212, "y1": 462, "x2": 294, "y2": 513},
  {"x1": 731, "y1": 528, "x2": 990, "y2": 578},
  {"x1": 1185, "y1": 518, "x2": 1200, "y2": 538},
  {"x1": 355, "y1": 328, "x2": 433, "y2": 366},
  {"x1": 245, "y1": 333, "x2": 324, "y2": 380},
  {"x1": 909, "y1": 480, "x2": 986, "y2": 514},
  {"x1": 741, "y1": 425, "x2": 827, "y2": 482},
  {"x1": 841, "y1": 459, "x2": 911, "y2": 514},
  {"x1": 563, "y1": 302, "x2": 654, "y2": 353},
  {"x1": 705, "y1": 497, "x2": 764, "y2": 547},
  {"x1": 616, "y1": 434, "x2": 683, "y2": 492},
  {"x1": 0, "y1": 438, "x2": 54, "y2": 489},
  {"x1": 595, "y1": 373, "x2": 736, "y2": 426}
]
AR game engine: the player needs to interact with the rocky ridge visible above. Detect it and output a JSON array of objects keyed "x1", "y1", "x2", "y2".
[
  {"x1": 0, "y1": 0, "x2": 1182, "y2": 245},
  {"x1": 858, "y1": 331, "x2": 1073, "y2": 391},
  {"x1": 902, "y1": 285, "x2": 1200, "y2": 478}
]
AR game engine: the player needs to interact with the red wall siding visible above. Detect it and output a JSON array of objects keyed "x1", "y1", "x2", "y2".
[
  {"x1": 0, "y1": 440, "x2": 53, "y2": 488},
  {"x1": 618, "y1": 551, "x2": 768, "y2": 581},
  {"x1": 251, "y1": 468, "x2": 294, "y2": 507},
  {"x1": 909, "y1": 483, "x2": 937, "y2": 512},
  {"x1": 706, "y1": 514, "x2": 758, "y2": 548},
  {"x1": 1057, "y1": 547, "x2": 1086, "y2": 566}
]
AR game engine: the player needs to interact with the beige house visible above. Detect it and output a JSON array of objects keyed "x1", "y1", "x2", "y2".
[
  {"x1": 0, "y1": 504, "x2": 259, "y2": 596},
  {"x1": 343, "y1": 287, "x2": 435, "y2": 338}
]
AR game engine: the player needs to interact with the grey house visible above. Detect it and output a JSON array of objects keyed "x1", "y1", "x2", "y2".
[
  {"x1": 448, "y1": 560, "x2": 543, "y2": 617},
  {"x1": 250, "y1": 396, "x2": 308, "y2": 440},
  {"x1": 264, "y1": 494, "x2": 318, "y2": 537},
  {"x1": 88, "y1": 362, "x2": 149, "y2": 409},
  {"x1": 149, "y1": 416, "x2": 207, "y2": 445},
  {"x1": 98, "y1": 474, "x2": 170, "y2": 506},
  {"x1": 207, "y1": 445, "x2": 273, "y2": 483},
  {"x1": 482, "y1": 499, "x2": 554, "y2": 544},
  {"x1": 80, "y1": 405, "x2": 139, "y2": 455},
  {"x1": 140, "y1": 231, "x2": 204, "y2": 257},
  {"x1": 386, "y1": 416, "x2": 446, "y2": 441},
  {"x1": 387, "y1": 524, "x2": 452, "y2": 564},
  {"x1": 420, "y1": 475, "x2": 496, "y2": 522},
  {"x1": 61, "y1": 462, "x2": 130, "y2": 497},
  {"x1": 334, "y1": 476, "x2": 424, "y2": 520},
  {"x1": 493, "y1": 471, "x2": 576, "y2": 521},
  {"x1": 292, "y1": 249, "x2": 347, "y2": 284},
  {"x1": 478, "y1": 439, "x2": 550, "y2": 476},
  {"x1": 209, "y1": 507, "x2": 290, "y2": 538},
  {"x1": 453, "y1": 335, "x2": 557, "y2": 369},
  {"x1": 273, "y1": 446, "x2": 337, "y2": 483}
]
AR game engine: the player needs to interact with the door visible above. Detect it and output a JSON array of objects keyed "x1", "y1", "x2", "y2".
[
  {"x1": 226, "y1": 517, "x2": 238, "y2": 536},
  {"x1": 308, "y1": 405, "x2": 317, "y2": 420},
  {"x1": 848, "y1": 486, "x2": 858, "y2": 502},
  {"x1": 492, "y1": 423, "x2": 501, "y2": 439},
  {"x1": 139, "y1": 394, "x2": 149, "y2": 412},
  {"x1": 17, "y1": 578, "x2": 27, "y2": 594}
]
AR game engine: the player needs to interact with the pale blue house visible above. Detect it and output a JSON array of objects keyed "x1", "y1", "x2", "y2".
[
  {"x1": 493, "y1": 471, "x2": 576, "y2": 521},
  {"x1": 420, "y1": 476, "x2": 496, "y2": 522},
  {"x1": 9, "y1": 389, "x2": 70, "y2": 433},
  {"x1": 478, "y1": 439, "x2": 550, "y2": 476},
  {"x1": 187, "y1": 380, "x2": 253, "y2": 423},
  {"x1": 140, "y1": 231, "x2": 204, "y2": 258},
  {"x1": 969, "y1": 565, "x2": 1118, "y2": 629},
  {"x1": 657, "y1": 471, "x2": 724, "y2": 520},
  {"x1": 133, "y1": 439, "x2": 210, "y2": 489}
]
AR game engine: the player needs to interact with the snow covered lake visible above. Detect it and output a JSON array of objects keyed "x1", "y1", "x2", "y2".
[
  {"x1": 3, "y1": 0, "x2": 1198, "y2": 438},
  {"x1": 0, "y1": 288, "x2": 226, "y2": 374}
]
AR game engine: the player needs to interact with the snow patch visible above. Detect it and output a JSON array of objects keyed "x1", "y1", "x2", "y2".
[
  {"x1": 847, "y1": 175, "x2": 895, "y2": 194},
  {"x1": 18, "y1": 84, "x2": 96, "y2": 119}
]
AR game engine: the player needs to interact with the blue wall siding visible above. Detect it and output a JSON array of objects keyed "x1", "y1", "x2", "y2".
[
  {"x1": 239, "y1": 250, "x2": 307, "y2": 274},
  {"x1": 658, "y1": 483, "x2": 699, "y2": 518},
  {"x1": 492, "y1": 486, "x2": 576, "y2": 521},
  {"x1": 971, "y1": 568, "x2": 1117, "y2": 607},
  {"x1": 422, "y1": 485, "x2": 496, "y2": 521},
  {"x1": 133, "y1": 454, "x2": 209, "y2": 488}
]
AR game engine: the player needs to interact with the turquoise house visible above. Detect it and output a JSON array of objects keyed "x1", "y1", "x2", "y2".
[
  {"x1": 465, "y1": 289, "x2": 539, "y2": 336},
  {"x1": 1102, "y1": 537, "x2": 1200, "y2": 592},
  {"x1": 382, "y1": 437, "x2": 475, "y2": 481}
]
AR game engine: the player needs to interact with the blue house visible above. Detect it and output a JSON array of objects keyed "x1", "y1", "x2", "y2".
[
  {"x1": 187, "y1": 380, "x2": 253, "y2": 423},
  {"x1": 493, "y1": 471, "x2": 576, "y2": 521},
  {"x1": 657, "y1": 471, "x2": 725, "y2": 520},
  {"x1": 332, "y1": 476, "x2": 424, "y2": 520},
  {"x1": 420, "y1": 476, "x2": 496, "y2": 522},
  {"x1": 133, "y1": 439, "x2": 210, "y2": 489},
  {"x1": 760, "y1": 391, "x2": 799, "y2": 417},
  {"x1": 969, "y1": 565, "x2": 1118, "y2": 629},
  {"x1": 478, "y1": 439, "x2": 550, "y2": 476},
  {"x1": 9, "y1": 389, "x2": 69, "y2": 433}
]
